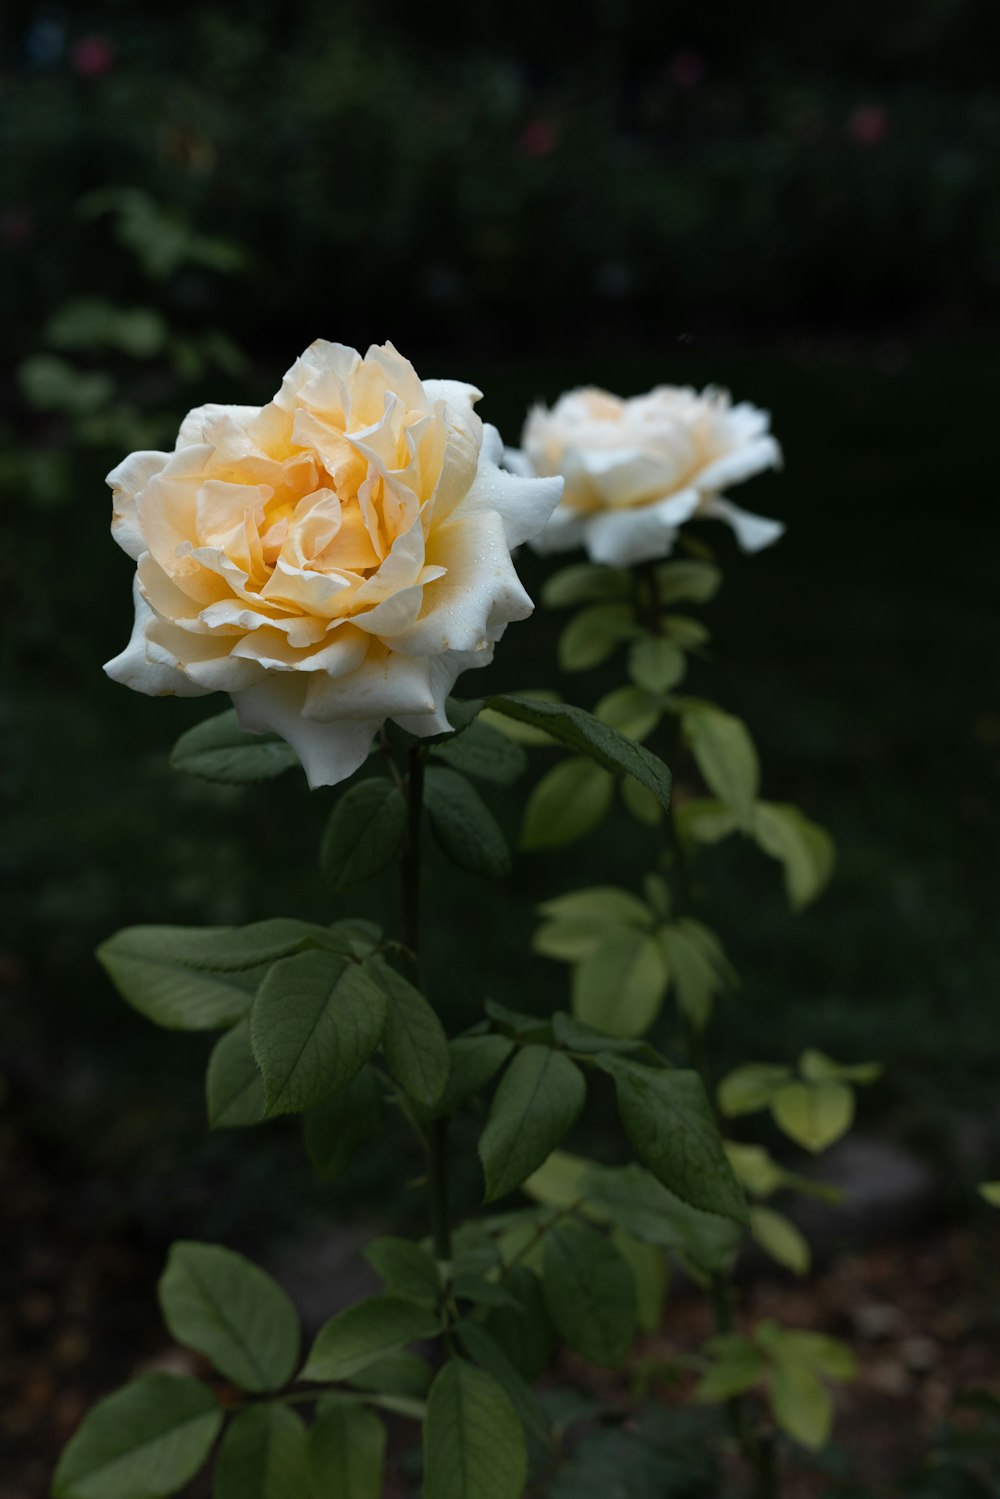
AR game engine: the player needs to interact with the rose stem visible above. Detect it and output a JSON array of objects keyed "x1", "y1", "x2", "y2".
[
  {"x1": 634, "y1": 559, "x2": 777, "y2": 1498},
  {"x1": 402, "y1": 744, "x2": 451, "y2": 1262}
]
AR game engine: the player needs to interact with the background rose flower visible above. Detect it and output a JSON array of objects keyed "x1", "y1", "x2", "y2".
[
  {"x1": 105, "y1": 340, "x2": 562, "y2": 786},
  {"x1": 510, "y1": 384, "x2": 782, "y2": 567}
]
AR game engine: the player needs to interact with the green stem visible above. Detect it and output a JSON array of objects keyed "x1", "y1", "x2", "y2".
[{"x1": 402, "y1": 746, "x2": 452, "y2": 1263}]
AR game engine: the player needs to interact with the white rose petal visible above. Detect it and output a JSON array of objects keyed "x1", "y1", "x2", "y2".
[
  {"x1": 516, "y1": 382, "x2": 783, "y2": 566},
  {"x1": 104, "y1": 340, "x2": 562, "y2": 788}
]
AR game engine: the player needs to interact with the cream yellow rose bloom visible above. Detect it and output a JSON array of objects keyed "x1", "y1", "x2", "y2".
[
  {"x1": 509, "y1": 384, "x2": 783, "y2": 567},
  {"x1": 105, "y1": 340, "x2": 562, "y2": 787}
]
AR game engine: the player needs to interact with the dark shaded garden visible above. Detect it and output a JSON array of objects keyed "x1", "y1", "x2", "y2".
[{"x1": 2, "y1": 4, "x2": 1000, "y2": 1497}]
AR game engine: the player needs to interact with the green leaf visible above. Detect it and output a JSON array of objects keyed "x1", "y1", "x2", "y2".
[
  {"x1": 302, "y1": 1296, "x2": 440, "y2": 1382},
  {"x1": 158, "y1": 1241, "x2": 300, "y2": 1393},
  {"x1": 423, "y1": 1359, "x2": 527, "y2": 1499},
  {"x1": 483, "y1": 998, "x2": 552, "y2": 1044},
  {"x1": 424, "y1": 767, "x2": 511, "y2": 878},
  {"x1": 521, "y1": 757, "x2": 614, "y2": 849},
  {"x1": 534, "y1": 886, "x2": 652, "y2": 961},
  {"x1": 431, "y1": 720, "x2": 527, "y2": 785},
  {"x1": 767, "y1": 1363, "x2": 833, "y2": 1450},
  {"x1": 250, "y1": 949, "x2": 386, "y2": 1117},
  {"x1": 456, "y1": 1322, "x2": 550, "y2": 1448},
  {"x1": 771, "y1": 1080, "x2": 854, "y2": 1153},
  {"x1": 543, "y1": 1221, "x2": 637, "y2": 1366},
  {"x1": 621, "y1": 775, "x2": 664, "y2": 825},
  {"x1": 694, "y1": 1336, "x2": 766, "y2": 1402},
  {"x1": 725, "y1": 1143, "x2": 786, "y2": 1198},
  {"x1": 577, "y1": 1162, "x2": 743, "y2": 1275},
  {"x1": 478, "y1": 691, "x2": 561, "y2": 746},
  {"x1": 751, "y1": 1206, "x2": 811, "y2": 1276},
  {"x1": 753, "y1": 802, "x2": 836, "y2": 909},
  {"x1": 674, "y1": 798, "x2": 740, "y2": 847},
  {"x1": 664, "y1": 614, "x2": 710, "y2": 649},
  {"x1": 479, "y1": 1046, "x2": 586, "y2": 1202},
  {"x1": 550, "y1": 1013, "x2": 648, "y2": 1056},
  {"x1": 206, "y1": 1020, "x2": 265, "y2": 1129},
  {"x1": 654, "y1": 559, "x2": 722, "y2": 605},
  {"x1": 680, "y1": 701, "x2": 759, "y2": 825},
  {"x1": 483, "y1": 1266, "x2": 555, "y2": 1382},
  {"x1": 628, "y1": 635, "x2": 686, "y2": 694},
  {"x1": 433, "y1": 1035, "x2": 514, "y2": 1118},
  {"x1": 170, "y1": 709, "x2": 299, "y2": 785},
  {"x1": 717, "y1": 1063, "x2": 793, "y2": 1118},
  {"x1": 611, "y1": 1229, "x2": 668, "y2": 1333},
  {"x1": 213, "y1": 1405, "x2": 311, "y2": 1499},
  {"x1": 320, "y1": 778, "x2": 406, "y2": 892},
  {"x1": 798, "y1": 1049, "x2": 881, "y2": 1085},
  {"x1": 572, "y1": 929, "x2": 669, "y2": 1038},
  {"x1": 309, "y1": 1396, "x2": 385, "y2": 1499},
  {"x1": 302, "y1": 1067, "x2": 383, "y2": 1183},
  {"x1": 522, "y1": 1148, "x2": 589, "y2": 1209},
  {"x1": 657, "y1": 919, "x2": 732, "y2": 1030},
  {"x1": 368, "y1": 959, "x2": 448, "y2": 1108},
  {"x1": 346, "y1": 1351, "x2": 433, "y2": 1397},
  {"x1": 486, "y1": 694, "x2": 672, "y2": 810},
  {"x1": 594, "y1": 686, "x2": 661, "y2": 744},
  {"x1": 542, "y1": 564, "x2": 630, "y2": 608},
  {"x1": 365, "y1": 1237, "x2": 441, "y2": 1305},
  {"x1": 52, "y1": 1373, "x2": 221, "y2": 1499},
  {"x1": 97, "y1": 919, "x2": 329, "y2": 1032},
  {"x1": 758, "y1": 1324, "x2": 856, "y2": 1381},
  {"x1": 599, "y1": 1057, "x2": 748, "y2": 1222},
  {"x1": 558, "y1": 603, "x2": 637, "y2": 670},
  {"x1": 980, "y1": 1183, "x2": 1000, "y2": 1209}
]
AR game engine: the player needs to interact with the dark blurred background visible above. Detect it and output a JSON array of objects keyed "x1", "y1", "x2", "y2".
[{"x1": 2, "y1": 3, "x2": 999, "y2": 1495}]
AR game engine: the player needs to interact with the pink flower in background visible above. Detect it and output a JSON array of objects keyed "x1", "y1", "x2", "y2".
[
  {"x1": 848, "y1": 105, "x2": 888, "y2": 147},
  {"x1": 71, "y1": 35, "x2": 114, "y2": 78},
  {"x1": 670, "y1": 50, "x2": 706, "y2": 88},
  {"x1": 519, "y1": 120, "x2": 557, "y2": 158}
]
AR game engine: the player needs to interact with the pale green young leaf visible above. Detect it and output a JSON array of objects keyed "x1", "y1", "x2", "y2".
[
  {"x1": 654, "y1": 559, "x2": 722, "y2": 605},
  {"x1": 309, "y1": 1397, "x2": 385, "y2": 1499},
  {"x1": 771, "y1": 1079, "x2": 854, "y2": 1153},
  {"x1": 621, "y1": 775, "x2": 664, "y2": 825},
  {"x1": 752, "y1": 802, "x2": 835, "y2": 909},
  {"x1": 573, "y1": 929, "x2": 670, "y2": 1039},
  {"x1": 303, "y1": 1067, "x2": 382, "y2": 1182},
  {"x1": 558, "y1": 603, "x2": 638, "y2": 671},
  {"x1": 717, "y1": 1063, "x2": 793, "y2": 1118},
  {"x1": 479, "y1": 1046, "x2": 586, "y2": 1202},
  {"x1": 425, "y1": 767, "x2": 511, "y2": 877},
  {"x1": 302, "y1": 1296, "x2": 440, "y2": 1382},
  {"x1": 724, "y1": 1143, "x2": 785, "y2": 1198},
  {"x1": 522, "y1": 1148, "x2": 589, "y2": 1209},
  {"x1": 756, "y1": 1322, "x2": 857, "y2": 1381},
  {"x1": 980, "y1": 1183, "x2": 1000, "y2": 1208},
  {"x1": 320, "y1": 778, "x2": 406, "y2": 892},
  {"x1": 664, "y1": 614, "x2": 710, "y2": 649},
  {"x1": 767, "y1": 1364, "x2": 833, "y2": 1450},
  {"x1": 213, "y1": 1404, "x2": 312, "y2": 1499},
  {"x1": 485, "y1": 694, "x2": 672, "y2": 810},
  {"x1": 365, "y1": 1237, "x2": 441, "y2": 1305},
  {"x1": 368, "y1": 959, "x2": 448, "y2": 1108},
  {"x1": 521, "y1": 757, "x2": 615, "y2": 849},
  {"x1": 158, "y1": 1241, "x2": 299, "y2": 1393},
  {"x1": 674, "y1": 798, "x2": 740, "y2": 847},
  {"x1": 432, "y1": 1034, "x2": 514, "y2": 1118},
  {"x1": 96, "y1": 918, "x2": 330, "y2": 1032},
  {"x1": 456, "y1": 1322, "x2": 550, "y2": 1448},
  {"x1": 628, "y1": 635, "x2": 686, "y2": 695},
  {"x1": 594, "y1": 686, "x2": 661, "y2": 744},
  {"x1": 599, "y1": 1057, "x2": 748, "y2": 1223},
  {"x1": 680, "y1": 701, "x2": 759, "y2": 825},
  {"x1": 798, "y1": 1049, "x2": 881, "y2": 1085},
  {"x1": 424, "y1": 1359, "x2": 527, "y2": 1499},
  {"x1": 751, "y1": 1206, "x2": 811, "y2": 1275},
  {"x1": 52, "y1": 1373, "x2": 221, "y2": 1499},
  {"x1": 694, "y1": 1336, "x2": 766, "y2": 1402},
  {"x1": 542, "y1": 563, "x2": 630, "y2": 608},
  {"x1": 658, "y1": 920, "x2": 730, "y2": 1030},
  {"x1": 611, "y1": 1229, "x2": 668, "y2": 1333},
  {"x1": 538, "y1": 886, "x2": 652, "y2": 929},
  {"x1": 543, "y1": 1221, "x2": 637, "y2": 1366},
  {"x1": 431, "y1": 719, "x2": 527, "y2": 785},
  {"x1": 170, "y1": 708, "x2": 299, "y2": 785},
  {"x1": 206, "y1": 1019, "x2": 265, "y2": 1129},
  {"x1": 251, "y1": 950, "x2": 386, "y2": 1117}
]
